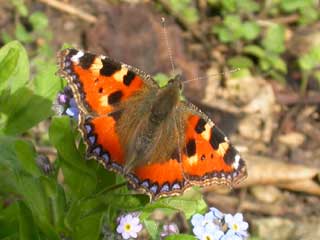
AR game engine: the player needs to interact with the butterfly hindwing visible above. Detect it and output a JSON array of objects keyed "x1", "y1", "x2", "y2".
[{"x1": 181, "y1": 102, "x2": 247, "y2": 186}]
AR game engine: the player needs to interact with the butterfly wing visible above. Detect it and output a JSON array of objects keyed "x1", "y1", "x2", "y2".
[
  {"x1": 58, "y1": 48, "x2": 159, "y2": 176},
  {"x1": 180, "y1": 102, "x2": 247, "y2": 187},
  {"x1": 58, "y1": 48, "x2": 158, "y2": 116}
]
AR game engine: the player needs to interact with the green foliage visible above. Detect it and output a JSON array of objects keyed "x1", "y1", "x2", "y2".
[
  {"x1": 168, "y1": 0, "x2": 199, "y2": 23},
  {"x1": 298, "y1": 46, "x2": 320, "y2": 71},
  {"x1": 298, "y1": 45, "x2": 320, "y2": 92},
  {"x1": 208, "y1": 0, "x2": 319, "y2": 84},
  {"x1": 0, "y1": 41, "x2": 60, "y2": 135},
  {"x1": 166, "y1": 234, "x2": 197, "y2": 240},
  {"x1": 213, "y1": 15, "x2": 260, "y2": 43}
]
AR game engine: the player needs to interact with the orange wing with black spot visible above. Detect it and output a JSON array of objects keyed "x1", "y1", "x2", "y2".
[
  {"x1": 181, "y1": 104, "x2": 247, "y2": 187},
  {"x1": 58, "y1": 48, "x2": 157, "y2": 116}
]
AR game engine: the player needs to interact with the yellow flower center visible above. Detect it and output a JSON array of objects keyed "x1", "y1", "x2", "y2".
[
  {"x1": 232, "y1": 223, "x2": 239, "y2": 231},
  {"x1": 124, "y1": 223, "x2": 131, "y2": 232}
]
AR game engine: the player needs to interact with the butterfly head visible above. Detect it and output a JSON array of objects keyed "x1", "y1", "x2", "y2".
[{"x1": 168, "y1": 74, "x2": 183, "y2": 90}]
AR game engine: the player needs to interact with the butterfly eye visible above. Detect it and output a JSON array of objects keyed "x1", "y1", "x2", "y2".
[
  {"x1": 168, "y1": 75, "x2": 183, "y2": 89},
  {"x1": 168, "y1": 79, "x2": 175, "y2": 85}
]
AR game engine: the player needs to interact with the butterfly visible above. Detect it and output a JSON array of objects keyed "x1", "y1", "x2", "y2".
[{"x1": 58, "y1": 48, "x2": 247, "y2": 200}]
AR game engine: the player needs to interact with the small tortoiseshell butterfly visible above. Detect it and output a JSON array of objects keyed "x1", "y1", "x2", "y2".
[{"x1": 58, "y1": 48, "x2": 247, "y2": 200}]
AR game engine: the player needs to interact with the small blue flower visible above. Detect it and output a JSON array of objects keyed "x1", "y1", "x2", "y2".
[
  {"x1": 54, "y1": 87, "x2": 80, "y2": 121},
  {"x1": 160, "y1": 223, "x2": 179, "y2": 238},
  {"x1": 220, "y1": 230, "x2": 243, "y2": 240},
  {"x1": 198, "y1": 225, "x2": 224, "y2": 240},
  {"x1": 224, "y1": 213, "x2": 249, "y2": 238},
  {"x1": 191, "y1": 207, "x2": 249, "y2": 240},
  {"x1": 191, "y1": 212, "x2": 217, "y2": 238},
  {"x1": 116, "y1": 213, "x2": 143, "y2": 239},
  {"x1": 57, "y1": 93, "x2": 68, "y2": 104},
  {"x1": 65, "y1": 98, "x2": 79, "y2": 120},
  {"x1": 210, "y1": 207, "x2": 224, "y2": 221}
]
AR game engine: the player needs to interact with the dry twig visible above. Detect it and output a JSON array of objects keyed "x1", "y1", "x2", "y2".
[{"x1": 38, "y1": 0, "x2": 97, "y2": 23}]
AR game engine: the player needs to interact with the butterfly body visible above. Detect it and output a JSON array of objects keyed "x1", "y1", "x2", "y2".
[{"x1": 58, "y1": 48, "x2": 247, "y2": 199}]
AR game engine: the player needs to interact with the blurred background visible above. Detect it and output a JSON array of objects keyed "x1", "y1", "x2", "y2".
[{"x1": 0, "y1": 0, "x2": 320, "y2": 239}]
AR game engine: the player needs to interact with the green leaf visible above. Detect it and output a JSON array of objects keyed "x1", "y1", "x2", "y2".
[
  {"x1": 0, "y1": 136, "x2": 22, "y2": 169},
  {"x1": 143, "y1": 219, "x2": 158, "y2": 240},
  {"x1": 0, "y1": 202, "x2": 19, "y2": 239},
  {"x1": 18, "y1": 201, "x2": 40, "y2": 240},
  {"x1": 268, "y1": 69, "x2": 286, "y2": 84},
  {"x1": 299, "y1": 46, "x2": 320, "y2": 71},
  {"x1": 241, "y1": 21, "x2": 260, "y2": 40},
  {"x1": 37, "y1": 176, "x2": 67, "y2": 232},
  {"x1": 243, "y1": 45, "x2": 266, "y2": 58},
  {"x1": 267, "y1": 54, "x2": 287, "y2": 73},
  {"x1": 1, "y1": 87, "x2": 53, "y2": 135},
  {"x1": 0, "y1": 48, "x2": 19, "y2": 92},
  {"x1": 231, "y1": 68, "x2": 251, "y2": 78},
  {"x1": 262, "y1": 24, "x2": 285, "y2": 53},
  {"x1": 223, "y1": 15, "x2": 243, "y2": 41},
  {"x1": 299, "y1": 6, "x2": 319, "y2": 25},
  {"x1": 224, "y1": 14, "x2": 242, "y2": 30},
  {"x1": 49, "y1": 117, "x2": 96, "y2": 198},
  {"x1": 33, "y1": 62, "x2": 61, "y2": 100},
  {"x1": 0, "y1": 41, "x2": 29, "y2": 93},
  {"x1": 15, "y1": 23, "x2": 33, "y2": 43},
  {"x1": 29, "y1": 12, "x2": 48, "y2": 31},
  {"x1": 280, "y1": 0, "x2": 314, "y2": 12},
  {"x1": 221, "y1": 0, "x2": 236, "y2": 12},
  {"x1": 101, "y1": 193, "x2": 149, "y2": 211},
  {"x1": 10, "y1": 0, "x2": 28, "y2": 16},
  {"x1": 237, "y1": 0, "x2": 260, "y2": 13},
  {"x1": 14, "y1": 140, "x2": 41, "y2": 177},
  {"x1": 165, "y1": 234, "x2": 196, "y2": 240},
  {"x1": 72, "y1": 212, "x2": 103, "y2": 240},
  {"x1": 227, "y1": 56, "x2": 254, "y2": 68},
  {"x1": 259, "y1": 58, "x2": 271, "y2": 71},
  {"x1": 168, "y1": 0, "x2": 199, "y2": 23},
  {"x1": 0, "y1": 137, "x2": 21, "y2": 195},
  {"x1": 65, "y1": 200, "x2": 82, "y2": 231},
  {"x1": 142, "y1": 189, "x2": 206, "y2": 220},
  {"x1": 212, "y1": 26, "x2": 234, "y2": 43},
  {"x1": 15, "y1": 175, "x2": 51, "y2": 227}
]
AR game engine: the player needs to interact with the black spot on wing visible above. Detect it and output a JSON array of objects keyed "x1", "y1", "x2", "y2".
[
  {"x1": 123, "y1": 70, "x2": 135, "y2": 86},
  {"x1": 67, "y1": 49, "x2": 79, "y2": 58},
  {"x1": 186, "y1": 139, "x2": 196, "y2": 157},
  {"x1": 79, "y1": 53, "x2": 95, "y2": 69},
  {"x1": 100, "y1": 58, "x2": 121, "y2": 76},
  {"x1": 108, "y1": 90, "x2": 123, "y2": 105},
  {"x1": 223, "y1": 145, "x2": 237, "y2": 165},
  {"x1": 210, "y1": 126, "x2": 226, "y2": 150},
  {"x1": 195, "y1": 118, "x2": 207, "y2": 134},
  {"x1": 109, "y1": 110, "x2": 123, "y2": 121}
]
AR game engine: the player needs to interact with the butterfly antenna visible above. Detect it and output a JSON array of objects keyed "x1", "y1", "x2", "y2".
[
  {"x1": 161, "y1": 17, "x2": 176, "y2": 76},
  {"x1": 183, "y1": 68, "x2": 240, "y2": 84}
]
